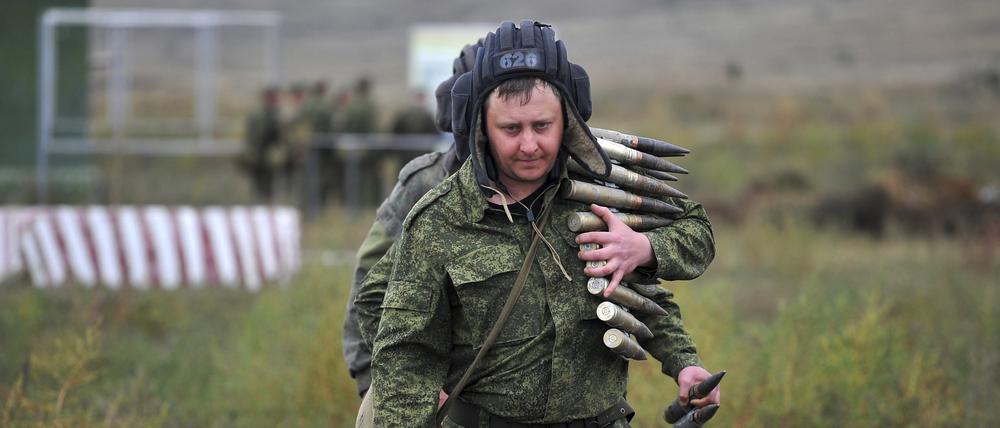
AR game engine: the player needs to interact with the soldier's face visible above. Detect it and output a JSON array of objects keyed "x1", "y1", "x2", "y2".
[{"x1": 484, "y1": 83, "x2": 563, "y2": 194}]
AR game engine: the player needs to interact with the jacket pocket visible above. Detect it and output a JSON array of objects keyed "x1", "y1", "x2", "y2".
[
  {"x1": 381, "y1": 280, "x2": 432, "y2": 313},
  {"x1": 445, "y1": 244, "x2": 544, "y2": 348}
]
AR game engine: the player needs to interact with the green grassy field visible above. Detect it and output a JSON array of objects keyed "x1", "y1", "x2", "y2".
[
  {"x1": 2, "y1": 85, "x2": 998, "y2": 427},
  {"x1": 2, "y1": 214, "x2": 996, "y2": 427}
]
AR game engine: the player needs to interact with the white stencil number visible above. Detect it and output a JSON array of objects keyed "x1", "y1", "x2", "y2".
[{"x1": 500, "y1": 51, "x2": 539, "y2": 69}]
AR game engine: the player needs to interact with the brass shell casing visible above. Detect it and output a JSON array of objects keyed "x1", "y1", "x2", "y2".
[
  {"x1": 567, "y1": 211, "x2": 674, "y2": 233},
  {"x1": 603, "y1": 328, "x2": 647, "y2": 360},
  {"x1": 562, "y1": 179, "x2": 682, "y2": 216},
  {"x1": 597, "y1": 301, "x2": 654, "y2": 340}
]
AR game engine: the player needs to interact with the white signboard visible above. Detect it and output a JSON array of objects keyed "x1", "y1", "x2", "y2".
[{"x1": 408, "y1": 23, "x2": 494, "y2": 112}]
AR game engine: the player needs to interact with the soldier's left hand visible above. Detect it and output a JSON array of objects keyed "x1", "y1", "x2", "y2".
[
  {"x1": 678, "y1": 366, "x2": 722, "y2": 408},
  {"x1": 576, "y1": 204, "x2": 655, "y2": 298}
]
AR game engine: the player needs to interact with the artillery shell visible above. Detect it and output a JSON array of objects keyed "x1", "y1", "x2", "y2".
[
  {"x1": 568, "y1": 159, "x2": 688, "y2": 199},
  {"x1": 691, "y1": 371, "x2": 726, "y2": 400},
  {"x1": 587, "y1": 278, "x2": 669, "y2": 316},
  {"x1": 628, "y1": 282, "x2": 670, "y2": 299},
  {"x1": 692, "y1": 404, "x2": 720, "y2": 425},
  {"x1": 670, "y1": 404, "x2": 720, "y2": 428},
  {"x1": 664, "y1": 371, "x2": 727, "y2": 424},
  {"x1": 597, "y1": 301, "x2": 654, "y2": 340},
  {"x1": 567, "y1": 211, "x2": 675, "y2": 233},
  {"x1": 631, "y1": 165, "x2": 679, "y2": 182},
  {"x1": 622, "y1": 271, "x2": 653, "y2": 284},
  {"x1": 579, "y1": 242, "x2": 605, "y2": 269},
  {"x1": 587, "y1": 277, "x2": 608, "y2": 295},
  {"x1": 589, "y1": 127, "x2": 691, "y2": 157},
  {"x1": 598, "y1": 138, "x2": 690, "y2": 175},
  {"x1": 562, "y1": 179, "x2": 682, "y2": 216},
  {"x1": 603, "y1": 328, "x2": 647, "y2": 360}
]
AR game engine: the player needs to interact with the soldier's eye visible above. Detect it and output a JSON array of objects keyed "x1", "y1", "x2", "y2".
[{"x1": 534, "y1": 122, "x2": 551, "y2": 131}]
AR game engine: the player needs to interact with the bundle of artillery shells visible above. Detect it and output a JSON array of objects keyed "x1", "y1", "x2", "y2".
[
  {"x1": 572, "y1": 127, "x2": 695, "y2": 361},
  {"x1": 587, "y1": 277, "x2": 668, "y2": 317}
]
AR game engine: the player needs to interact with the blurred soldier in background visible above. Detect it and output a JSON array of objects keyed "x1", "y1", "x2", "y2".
[
  {"x1": 304, "y1": 80, "x2": 334, "y2": 135},
  {"x1": 322, "y1": 87, "x2": 354, "y2": 204},
  {"x1": 338, "y1": 76, "x2": 383, "y2": 206},
  {"x1": 342, "y1": 40, "x2": 481, "y2": 400},
  {"x1": 282, "y1": 82, "x2": 315, "y2": 205},
  {"x1": 240, "y1": 86, "x2": 282, "y2": 202},
  {"x1": 381, "y1": 89, "x2": 441, "y2": 196},
  {"x1": 339, "y1": 76, "x2": 377, "y2": 133},
  {"x1": 390, "y1": 89, "x2": 437, "y2": 135},
  {"x1": 331, "y1": 87, "x2": 353, "y2": 127},
  {"x1": 301, "y1": 80, "x2": 338, "y2": 205},
  {"x1": 339, "y1": 76, "x2": 383, "y2": 206}
]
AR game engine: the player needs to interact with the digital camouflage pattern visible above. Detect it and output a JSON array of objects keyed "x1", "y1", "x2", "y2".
[
  {"x1": 357, "y1": 159, "x2": 714, "y2": 426},
  {"x1": 342, "y1": 148, "x2": 457, "y2": 395}
]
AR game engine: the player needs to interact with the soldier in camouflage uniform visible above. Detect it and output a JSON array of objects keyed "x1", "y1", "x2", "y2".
[
  {"x1": 299, "y1": 80, "x2": 338, "y2": 205},
  {"x1": 357, "y1": 21, "x2": 719, "y2": 427},
  {"x1": 303, "y1": 80, "x2": 334, "y2": 135},
  {"x1": 343, "y1": 41, "x2": 482, "y2": 397},
  {"x1": 390, "y1": 90, "x2": 438, "y2": 135},
  {"x1": 339, "y1": 76, "x2": 378, "y2": 133},
  {"x1": 241, "y1": 86, "x2": 282, "y2": 202},
  {"x1": 339, "y1": 76, "x2": 385, "y2": 206}
]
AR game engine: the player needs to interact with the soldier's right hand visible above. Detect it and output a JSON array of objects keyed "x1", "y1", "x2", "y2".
[{"x1": 576, "y1": 204, "x2": 655, "y2": 298}]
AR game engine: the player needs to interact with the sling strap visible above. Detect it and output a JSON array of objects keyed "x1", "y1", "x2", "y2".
[{"x1": 436, "y1": 204, "x2": 553, "y2": 426}]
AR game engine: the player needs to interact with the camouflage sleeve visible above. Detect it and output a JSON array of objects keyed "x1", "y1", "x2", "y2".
[
  {"x1": 343, "y1": 220, "x2": 393, "y2": 396},
  {"x1": 631, "y1": 197, "x2": 712, "y2": 380},
  {"x1": 354, "y1": 231, "x2": 398, "y2": 349},
  {"x1": 370, "y1": 212, "x2": 452, "y2": 427},
  {"x1": 634, "y1": 286, "x2": 703, "y2": 381},
  {"x1": 344, "y1": 151, "x2": 449, "y2": 395},
  {"x1": 642, "y1": 197, "x2": 715, "y2": 280}
]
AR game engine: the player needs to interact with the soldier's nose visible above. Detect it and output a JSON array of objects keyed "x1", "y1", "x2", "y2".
[{"x1": 520, "y1": 133, "x2": 540, "y2": 153}]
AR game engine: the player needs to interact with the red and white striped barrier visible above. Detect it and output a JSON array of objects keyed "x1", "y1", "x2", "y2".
[{"x1": 0, "y1": 206, "x2": 300, "y2": 291}]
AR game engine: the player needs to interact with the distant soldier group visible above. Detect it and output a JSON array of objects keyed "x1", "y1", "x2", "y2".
[{"x1": 239, "y1": 76, "x2": 438, "y2": 206}]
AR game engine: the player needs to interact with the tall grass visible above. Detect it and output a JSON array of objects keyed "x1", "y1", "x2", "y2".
[
  {"x1": 627, "y1": 220, "x2": 997, "y2": 427},
  {"x1": 2, "y1": 213, "x2": 996, "y2": 427}
]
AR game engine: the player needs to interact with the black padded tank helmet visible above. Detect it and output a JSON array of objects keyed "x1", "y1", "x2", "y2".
[
  {"x1": 435, "y1": 40, "x2": 483, "y2": 169},
  {"x1": 435, "y1": 40, "x2": 482, "y2": 134},
  {"x1": 451, "y1": 20, "x2": 611, "y2": 187}
]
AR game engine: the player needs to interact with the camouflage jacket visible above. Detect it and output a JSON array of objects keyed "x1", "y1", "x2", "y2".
[
  {"x1": 242, "y1": 106, "x2": 281, "y2": 166},
  {"x1": 359, "y1": 159, "x2": 714, "y2": 426},
  {"x1": 342, "y1": 148, "x2": 459, "y2": 395},
  {"x1": 340, "y1": 96, "x2": 378, "y2": 133}
]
